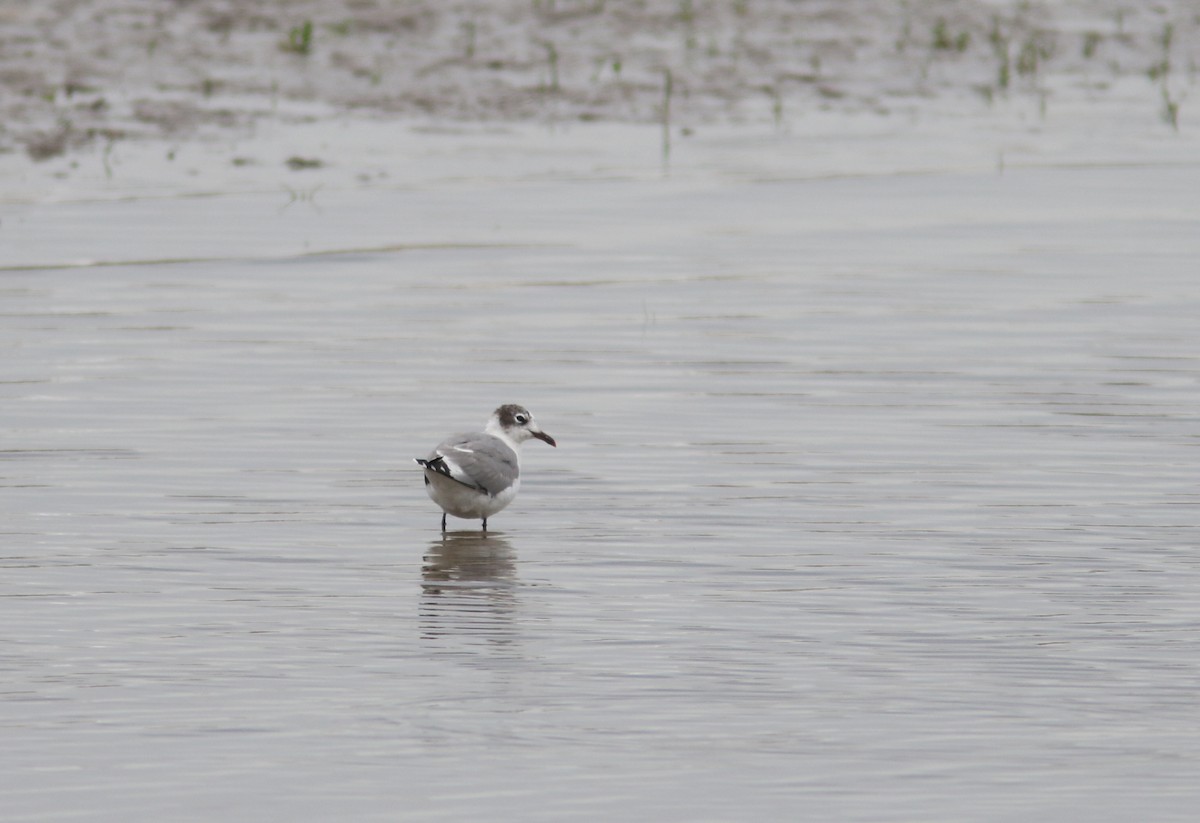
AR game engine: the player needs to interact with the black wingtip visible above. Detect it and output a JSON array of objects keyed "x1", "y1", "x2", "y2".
[{"x1": 416, "y1": 456, "x2": 450, "y2": 474}]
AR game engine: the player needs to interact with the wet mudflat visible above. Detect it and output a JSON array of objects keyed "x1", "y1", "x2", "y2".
[{"x1": 2, "y1": 133, "x2": 1199, "y2": 821}]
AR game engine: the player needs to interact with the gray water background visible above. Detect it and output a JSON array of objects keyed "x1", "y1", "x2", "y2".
[{"x1": 3, "y1": 156, "x2": 1199, "y2": 821}]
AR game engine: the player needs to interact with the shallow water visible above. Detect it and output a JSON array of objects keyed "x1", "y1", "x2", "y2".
[{"x1": 3, "y1": 156, "x2": 1200, "y2": 821}]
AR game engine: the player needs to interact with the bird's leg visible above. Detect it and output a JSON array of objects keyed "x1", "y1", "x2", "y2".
[
  {"x1": 441, "y1": 512, "x2": 447, "y2": 532},
  {"x1": 481, "y1": 517, "x2": 487, "y2": 532}
]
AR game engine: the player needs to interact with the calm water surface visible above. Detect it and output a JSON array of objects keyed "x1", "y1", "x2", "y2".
[{"x1": 2, "y1": 161, "x2": 1199, "y2": 821}]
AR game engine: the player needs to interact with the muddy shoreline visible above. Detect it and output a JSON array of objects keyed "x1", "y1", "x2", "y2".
[{"x1": 2, "y1": 1, "x2": 1193, "y2": 164}]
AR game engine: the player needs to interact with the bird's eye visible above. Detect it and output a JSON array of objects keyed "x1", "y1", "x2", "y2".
[{"x1": 515, "y1": 414, "x2": 528, "y2": 424}]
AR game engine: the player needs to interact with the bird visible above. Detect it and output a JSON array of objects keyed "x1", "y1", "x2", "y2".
[{"x1": 415, "y1": 404, "x2": 556, "y2": 531}]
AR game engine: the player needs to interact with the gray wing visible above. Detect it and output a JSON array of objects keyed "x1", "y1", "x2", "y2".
[{"x1": 423, "y1": 432, "x2": 518, "y2": 497}]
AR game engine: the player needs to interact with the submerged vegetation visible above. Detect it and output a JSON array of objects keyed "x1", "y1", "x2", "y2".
[
  {"x1": 1151, "y1": 22, "x2": 1183, "y2": 130},
  {"x1": 1, "y1": 0, "x2": 1194, "y2": 159},
  {"x1": 281, "y1": 20, "x2": 315, "y2": 56}
]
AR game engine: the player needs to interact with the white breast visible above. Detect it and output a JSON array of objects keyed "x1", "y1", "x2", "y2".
[{"x1": 425, "y1": 471, "x2": 520, "y2": 519}]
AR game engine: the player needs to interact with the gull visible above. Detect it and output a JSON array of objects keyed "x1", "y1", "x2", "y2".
[{"x1": 415, "y1": 404, "x2": 556, "y2": 531}]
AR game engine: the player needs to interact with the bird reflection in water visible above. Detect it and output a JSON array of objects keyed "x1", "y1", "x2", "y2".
[{"x1": 420, "y1": 532, "x2": 519, "y2": 647}]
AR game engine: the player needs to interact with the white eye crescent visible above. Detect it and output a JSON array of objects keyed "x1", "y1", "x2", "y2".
[{"x1": 515, "y1": 414, "x2": 528, "y2": 424}]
